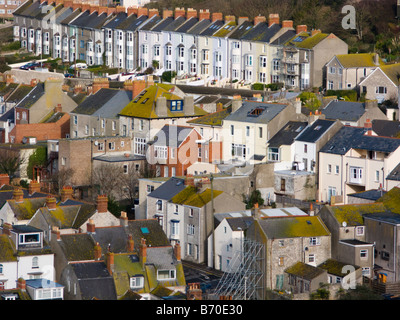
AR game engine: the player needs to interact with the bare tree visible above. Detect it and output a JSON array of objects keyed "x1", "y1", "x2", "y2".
[
  {"x1": 49, "y1": 167, "x2": 75, "y2": 194},
  {"x1": 92, "y1": 163, "x2": 125, "y2": 199},
  {"x1": 121, "y1": 163, "x2": 142, "y2": 206},
  {"x1": 0, "y1": 147, "x2": 25, "y2": 179}
]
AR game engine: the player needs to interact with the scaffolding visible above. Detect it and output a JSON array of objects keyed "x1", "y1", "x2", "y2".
[{"x1": 213, "y1": 238, "x2": 265, "y2": 300}]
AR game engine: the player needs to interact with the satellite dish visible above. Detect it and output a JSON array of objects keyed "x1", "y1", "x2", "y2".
[
  {"x1": 342, "y1": 221, "x2": 347, "y2": 227},
  {"x1": 94, "y1": 141, "x2": 98, "y2": 146}
]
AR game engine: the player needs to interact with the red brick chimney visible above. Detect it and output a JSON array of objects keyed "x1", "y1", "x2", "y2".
[
  {"x1": 61, "y1": 185, "x2": 73, "y2": 202},
  {"x1": 132, "y1": 80, "x2": 147, "y2": 99},
  {"x1": 140, "y1": 238, "x2": 147, "y2": 266},
  {"x1": 116, "y1": 6, "x2": 126, "y2": 13},
  {"x1": 71, "y1": 1, "x2": 81, "y2": 12},
  {"x1": 107, "y1": 252, "x2": 114, "y2": 275},
  {"x1": 63, "y1": 0, "x2": 73, "y2": 9},
  {"x1": 174, "y1": 7, "x2": 185, "y2": 18},
  {"x1": 94, "y1": 242, "x2": 102, "y2": 260},
  {"x1": 46, "y1": 196, "x2": 57, "y2": 210},
  {"x1": 52, "y1": 226, "x2": 61, "y2": 240},
  {"x1": 92, "y1": 78, "x2": 109, "y2": 94},
  {"x1": 254, "y1": 15, "x2": 266, "y2": 26},
  {"x1": 96, "y1": 195, "x2": 108, "y2": 213},
  {"x1": 17, "y1": 278, "x2": 26, "y2": 291},
  {"x1": 187, "y1": 283, "x2": 202, "y2": 300},
  {"x1": 225, "y1": 15, "x2": 235, "y2": 23},
  {"x1": 187, "y1": 8, "x2": 197, "y2": 19},
  {"x1": 5, "y1": 74, "x2": 13, "y2": 84},
  {"x1": 364, "y1": 119, "x2": 372, "y2": 135},
  {"x1": 30, "y1": 79, "x2": 38, "y2": 87},
  {"x1": 89, "y1": 5, "x2": 99, "y2": 14},
  {"x1": 184, "y1": 175, "x2": 195, "y2": 186},
  {"x1": 127, "y1": 6, "x2": 138, "y2": 16},
  {"x1": 28, "y1": 180, "x2": 41, "y2": 195},
  {"x1": 212, "y1": 12, "x2": 223, "y2": 22},
  {"x1": 120, "y1": 211, "x2": 128, "y2": 227},
  {"x1": 296, "y1": 24, "x2": 307, "y2": 34},
  {"x1": 268, "y1": 13, "x2": 279, "y2": 26},
  {"x1": 81, "y1": 3, "x2": 90, "y2": 12},
  {"x1": 87, "y1": 219, "x2": 95, "y2": 233},
  {"x1": 163, "y1": 9, "x2": 173, "y2": 19},
  {"x1": 282, "y1": 20, "x2": 293, "y2": 28},
  {"x1": 127, "y1": 234, "x2": 134, "y2": 252},
  {"x1": 199, "y1": 9, "x2": 210, "y2": 21},
  {"x1": 0, "y1": 174, "x2": 9, "y2": 186},
  {"x1": 137, "y1": 7, "x2": 148, "y2": 17},
  {"x1": 13, "y1": 188, "x2": 24, "y2": 203},
  {"x1": 174, "y1": 242, "x2": 181, "y2": 261},
  {"x1": 149, "y1": 8, "x2": 159, "y2": 18}
]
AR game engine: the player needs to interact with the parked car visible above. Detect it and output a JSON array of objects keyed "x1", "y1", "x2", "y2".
[
  {"x1": 70, "y1": 63, "x2": 88, "y2": 70},
  {"x1": 20, "y1": 62, "x2": 41, "y2": 70},
  {"x1": 64, "y1": 73, "x2": 74, "y2": 78}
]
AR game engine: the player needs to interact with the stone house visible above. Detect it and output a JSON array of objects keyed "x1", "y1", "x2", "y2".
[{"x1": 246, "y1": 213, "x2": 331, "y2": 296}]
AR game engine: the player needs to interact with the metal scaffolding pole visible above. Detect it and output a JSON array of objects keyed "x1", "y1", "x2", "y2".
[{"x1": 213, "y1": 238, "x2": 265, "y2": 300}]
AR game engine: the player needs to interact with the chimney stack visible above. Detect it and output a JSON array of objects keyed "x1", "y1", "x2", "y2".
[
  {"x1": 254, "y1": 15, "x2": 266, "y2": 26},
  {"x1": 127, "y1": 6, "x2": 138, "y2": 16},
  {"x1": 107, "y1": 252, "x2": 114, "y2": 275},
  {"x1": 120, "y1": 211, "x2": 128, "y2": 227},
  {"x1": 52, "y1": 226, "x2": 61, "y2": 240},
  {"x1": 127, "y1": 234, "x2": 134, "y2": 252},
  {"x1": 92, "y1": 78, "x2": 109, "y2": 94},
  {"x1": 28, "y1": 180, "x2": 40, "y2": 195},
  {"x1": 148, "y1": 8, "x2": 159, "y2": 18},
  {"x1": 268, "y1": 13, "x2": 279, "y2": 26},
  {"x1": 87, "y1": 219, "x2": 96, "y2": 233},
  {"x1": 311, "y1": 29, "x2": 321, "y2": 36},
  {"x1": 2, "y1": 222, "x2": 12, "y2": 236},
  {"x1": 199, "y1": 9, "x2": 210, "y2": 21},
  {"x1": 140, "y1": 238, "x2": 147, "y2": 266},
  {"x1": 96, "y1": 195, "x2": 108, "y2": 213},
  {"x1": 17, "y1": 278, "x2": 26, "y2": 291},
  {"x1": 187, "y1": 8, "x2": 197, "y2": 19},
  {"x1": 187, "y1": 283, "x2": 202, "y2": 300},
  {"x1": 282, "y1": 20, "x2": 293, "y2": 28},
  {"x1": 46, "y1": 196, "x2": 57, "y2": 210},
  {"x1": 185, "y1": 175, "x2": 195, "y2": 186},
  {"x1": 174, "y1": 242, "x2": 181, "y2": 261},
  {"x1": 132, "y1": 79, "x2": 147, "y2": 99},
  {"x1": 0, "y1": 174, "x2": 9, "y2": 186},
  {"x1": 211, "y1": 12, "x2": 223, "y2": 22},
  {"x1": 13, "y1": 188, "x2": 24, "y2": 203},
  {"x1": 231, "y1": 95, "x2": 243, "y2": 113},
  {"x1": 184, "y1": 96, "x2": 195, "y2": 115},
  {"x1": 155, "y1": 96, "x2": 168, "y2": 117},
  {"x1": 364, "y1": 118, "x2": 372, "y2": 135},
  {"x1": 174, "y1": 7, "x2": 185, "y2": 18},
  {"x1": 163, "y1": 9, "x2": 173, "y2": 19},
  {"x1": 61, "y1": 185, "x2": 73, "y2": 202},
  {"x1": 296, "y1": 25, "x2": 307, "y2": 34},
  {"x1": 94, "y1": 242, "x2": 102, "y2": 260}
]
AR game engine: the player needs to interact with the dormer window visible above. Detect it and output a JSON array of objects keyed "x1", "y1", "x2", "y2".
[
  {"x1": 130, "y1": 275, "x2": 144, "y2": 289},
  {"x1": 157, "y1": 269, "x2": 176, "y2": 280},
  {"x1": 169, "y1": 100, "x2": 183, "y2": 111},
  {"x1": 248, "y1": 107, "x2": 265, "y2": 117}
]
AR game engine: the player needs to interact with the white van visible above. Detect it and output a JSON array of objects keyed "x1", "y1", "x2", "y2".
[{"x1": 70, "y1": 63, "x2": 88, "y2": 69}]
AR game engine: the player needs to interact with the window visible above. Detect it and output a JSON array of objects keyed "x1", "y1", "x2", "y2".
[
  {"x1": 362, "y1": 267, "x2": 370, "y2": 276},
  {"x1": 130, "y1": 276, "x2": 144, "y2": 289},
  {"x1": 32, "y1": 257, "x2": 39, "y2": 268},
  {"x1": 73, "y1": 115, "x2": 77, "y2": 125},
  {"x1": 375, "y1": 170, "x2": 380, "y2": 182},
  {"x1": 0, "y1": 264, "x2": 3, "y2": 274},
  {"x1": 328, "y1": 80, "x2": 334, "y2": 90},
  {"x1": 157, "y1": 269, "x2": 176, "y2": 280},
  {"x1": 171, "y1": 221, "x2": 179, "y2": 237},
  {"x1": 350, "y1": 166, "x2": 363, "y2": 183},
  {"x1": 360, "y1": 249, "x2": 368, "y2": 259},
  {"x1": 231, "y1": 144, "x2": 246, "y2": 159},
  {"x1": 187, "y1": 224, "x2": 195, "y2": 235},
  {"x1": 245, "y1": 55, "x2": 253, "y2": 66},
  {"x1": 356, "y1": 226, "x2": 364, "y2": 236},
  {"x1": 273, "y1": 59, "x2": 280, "y2": 71},
  {"x1": 268, "y1": 147, "x2": 279, "y2": 161},
  {"x1": 154, "y1": 146, "x2": 167, "y2": 159},
  {"x1": 156, "y1": 200, "x2": 162, "y2": 211},
  {"x1": 304, "y1": 144, "x2": 308, "y2": 153},
  {"x1": 278, "y1": 240, "x2": 285, "y2": 247},
  {"x1": 329, "y1": 66, "x2": 336, "y2": 74},
  {"x1": 308, "y1": 254, "x2": 315, "y2": 264},
  {"x1": 327, "y1": 164, "x2": 332, "y2": 173},
  {"x1": 230, "y1": 125, "x2": 234, "y2": 136},
  {"x1": 280, "y1": 178, "x2": 286, "y2": 191},
  {"x1": 98, "y1": 142, "x2": 104, "y2": 151},
  {"x1": 309, "y1": 237, "x2": 320, "y2": 246},
  {"x1": 260, "y1": 56, "x2": 267, "y2": 68},
  {"x1": 246, "y1": 126, "x2": 250, "y2": 137},
  {"x1": 108, "y1": 142, "x2": 115, "y2": 150},
  {"x1": 123, "y1": 165, "x2": 128, "y2": 174},
  {"x1": 147, "y1": 185, "x2": 154, "y2": 193},
  {"x1": 376, "y1": 86, "x2": 387, "y2": 94},
  {"x1": 134, "y1": 137, "x2": 146, "y2": 155},
  {"x1": 278, "y1": 256, "x2": 284, "y2": 266},
  {"x1": 335, "y1": 165, "x2": 339, "y2": 174}
]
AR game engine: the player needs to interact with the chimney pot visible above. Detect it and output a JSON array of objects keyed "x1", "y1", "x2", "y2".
[
  {"x1": 96, "y1": 194, "x2": 108, "y2": 213},
  {"x1": 94, "y1": 242, "x2": 102, "y2": 260},
  {"x1": 46, "y1": 196, "x2": 57, "y2": 210}
]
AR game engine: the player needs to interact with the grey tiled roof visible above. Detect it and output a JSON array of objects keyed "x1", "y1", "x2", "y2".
[
  {"x1": 348, "y1": 189, "x2": 387, "y2": 201},
  {"x1": 320, "y1": 125, "x2": 400, "y2": 154},
  {"x1": 295, "y1": 119, "x2": 336, "y2": 143},
  {"x1": 15, "y1": 82, "x2": 45, "y2": 109},
  {"x1": 153, "y1": 124, "x2": 193, "y2": 148},
  {"x1": 372, "y1": 119, "x2": 400, "y2": 137},
  {"x1": 102, "y1": 12, "x2": 128, "y2": 29},
  {"x1": 387, "y1": 162, "x2": 400, "y2": 181},
  {"x1": 200, "y1": 19, "x2": 224, "y2": 36},
  {"x1": 224, "y1": 101, "x2": 287, "y2": 124},
  {"x1": 271, "y1": 29, "x2": 296, "y2": 45},
  {"x1": 241, "y1": 22, "x2": 281, "y2": 42},
  {"x1": 322, "y1": 101, "x2": 365, "y2": 122},
  {"x1": 267, "y1": 121, "x2": 308, "y2": 148},
  {"x1": 71, "y1": 88, "x2": 122, "y2": 115},
  {"x1": 147, "y1": 177, "x2": 186, "y2": 200},
  {"x1": 228, "y1": 20, "x2": 253, "y2": 39},
  {"x1": 186, "y1": 19, "x2": 211, "y2": 35}
]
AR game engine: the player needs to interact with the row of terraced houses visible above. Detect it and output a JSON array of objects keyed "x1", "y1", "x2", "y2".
[{"x1": 12, "y1": 0, "x2": 348, "y2": 89}]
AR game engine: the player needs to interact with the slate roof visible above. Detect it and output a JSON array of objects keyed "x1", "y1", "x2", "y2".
[
  {"x1": 116, "y1": 14, "x2": 147, "y2": 31},
  {"x1": 271, "y1": 29, "x2": 296, "y2": 46},
  {"x1": 241, "y1": 22, "x2": 281, "y2": 42},
  {"x1": 200, "y1": 19, "x2": 224, "y2": 36},
  {"x1": 228, "y1": 20, "x2": 253, "y2": 40},
  {"x1": 176, "y1": 17, "x2": 199, "y2": 33},
  {"x1": 70, "y1": 11, "x2": 112, "y2": 30},
  {"x1": 387, "y1": 163, "x2": 400, "y2": 181},
  {"x1": 0, "y1": 82, "x2": 18, "y2": 98},
  {"x1": 186, "y1": 19, "x2": 211, "y2": 35},
  {"x1": 71, "y1": 88, "x2": 121, "y2": 115},
  {"x1": 15, "y1": 82, "x2": 45, "y2": 110},
  {"x1": 363, "y1": 211, "x2": 400, "y2": 225},
  {"x1": 0, "y1": 234, "x2": 18, "y2": 262},
  {"x1": 60, "y1": 8, "x2": 82, "y2": 25},
  {"x1": 175, "y1": 84, "x2": 264, "y2": 98},
  {"x1": 224, "y1": 101, "x2": 287, "y2": 124},
  {"x1": 372, "y1": 119, "x2": 400, "y2": 137},
  {"x1": 267, "y1": 121, "x2": 308, "y2": 148},
  {"x1": 320, "y1": 126, "x2": 400, "y2": 155},
  {"x1": 226, "y1": 216, "x2": 254, "y2": 231},
  {"x1": 348, "y1": 189, "x2": 387, "y2": 201},
  {"x1": 139, "y1": 14, "x2": 162, "y2": 31},
  {"x1": 258, "y1": 216, "x2": 330, "y2": 239},
  {"x1": 213, "y1": 20, "x2": 236, "y2": 37},
  {"x1": 154, "y1": 16, "x2": 186, "y2": 32},
  {"x1": 147, "y1": 177, "x2": 186, "y2": 201},
  {"x1": 126, "y1": 219, "x2": 170, "y2": 249},
  {"x1": 13, "y1": 0, "x2": 33, "y2": 16},
  {"x1": 71, "y1": 261, "x2": 117, "y2": 300},
  {"x1": 91, "y1": 225, "x2": 128, "y2": 254},
  {"x1": 5, "y1": 85, "x2": 33, "y2": 103},
  {"x1": 102, "y1": 12, "x2": 128, "y2": 29},
  {"x1": 322, "y1": 100, "x2": 366, "y2": 122},
  {"x1": 295, "y1": 119, "x2": 336, "y2": 143},
  {"x1": 153, "y1": 124, "x2": 194, "y2": 147},
  {"x1": 285, "y1": 261, "x2": 326, "y2": 280}
]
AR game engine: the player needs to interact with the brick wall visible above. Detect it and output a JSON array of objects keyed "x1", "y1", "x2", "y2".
[{"x1": 10, "y1": 113, "x2": 70, "y2": 143}]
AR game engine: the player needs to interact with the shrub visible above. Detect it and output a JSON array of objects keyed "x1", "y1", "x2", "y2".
[{"x1": 161, "y1": 70, "x2": 176, "y2": 83}]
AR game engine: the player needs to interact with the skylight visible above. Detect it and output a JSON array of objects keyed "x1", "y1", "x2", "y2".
[{"x1": 141, "y1": 227, "x2": 149, "y2": 234}]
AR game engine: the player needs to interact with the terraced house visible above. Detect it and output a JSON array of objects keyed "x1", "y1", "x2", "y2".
[{"x1": 12, "y1": 1, "x2": 348, "y2": 89}]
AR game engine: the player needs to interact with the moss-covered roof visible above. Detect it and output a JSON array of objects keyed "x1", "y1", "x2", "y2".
[
  {"x1": 171, "y1": 186, "x2": 223, "y2": 208},
  {"x1": 318, "y1": 259, "x2": 359, "y2": 277},
  {"x1": 119, "y1": 84, "x2": 207, "y2": 119},
  {"x1": 378, "y1": 187, "x2": 400, "y2": 214},
  {"x1": 59, "y1": 233, "x2": 96, "y2": 261},
  {"x1": 380, "y1": 63, "x2": 400, "y2": 85},
  {"x1": 213, "y1": 20, "x2": 237, "y2": 37},
  {"x1": 0, "y1": 234, "x2": 17, "y2": 262},
  {"x1": 187, "y1": 106, "x2": 232, "y2": 126},
  {"x1": 259, "y1": 216, "x2": 330, "y2": 239},
  {"x1": 336, "y1": 53, "x2": 383, "y2": 68},
  {"x1": 285, "y1": 261, "x2": 326, "y2": 280},
  {"x1": 8, "y1": 198, "x2": 47, "y2": 220},
  {"x1": 330, "y1": 203, "x2": 387, "y2": 226},
  {"x1": 6, "y1": 84, "x2": 33, "y2": 103}
]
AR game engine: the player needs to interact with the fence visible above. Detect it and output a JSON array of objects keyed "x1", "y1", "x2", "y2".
[{"x1": 275, "y1": 195, "x2": 324, "y2": 214}]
